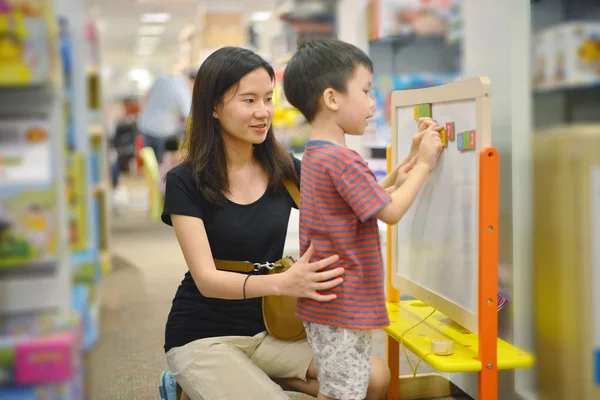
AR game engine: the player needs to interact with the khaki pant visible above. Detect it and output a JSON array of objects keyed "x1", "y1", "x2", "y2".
[{"x1": 166, "y1": 331, "x2": 313, "y2": 400}]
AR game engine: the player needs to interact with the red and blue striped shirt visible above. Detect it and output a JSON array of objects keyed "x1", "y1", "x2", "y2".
[{"x1": 297, "y1": 140, "x2": 391, "y2": 329}]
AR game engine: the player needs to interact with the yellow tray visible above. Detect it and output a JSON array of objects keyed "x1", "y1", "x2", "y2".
[{"x1": 384, "y1": 301, "x2": 535, "y2": 373}]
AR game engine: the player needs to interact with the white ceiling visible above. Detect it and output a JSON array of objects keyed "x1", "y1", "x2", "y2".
[{"x1": 85, "y1": 0, "x2": 277, "y2": 98}]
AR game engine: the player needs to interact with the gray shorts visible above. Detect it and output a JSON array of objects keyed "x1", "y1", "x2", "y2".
[{"x1": 303, "y1": 321, "x2": 372, "y2": 400}]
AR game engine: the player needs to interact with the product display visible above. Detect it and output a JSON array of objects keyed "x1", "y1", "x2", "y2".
[{"x1": 533, "y1": 22, "x2": 600, "y2": 90}]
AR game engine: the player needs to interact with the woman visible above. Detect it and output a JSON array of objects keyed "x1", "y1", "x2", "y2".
[{"x1": 160, "y1": 47, "x2": 392, "y2": 400}]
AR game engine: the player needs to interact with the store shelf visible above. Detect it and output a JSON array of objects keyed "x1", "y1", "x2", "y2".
[
  {"x1": 534, "y1": 80, "x2": 600, "y2": 93},
  {"x1": 0, "y1": 86, "x2": 57, "y2": 116},
  {"x1": 0, "y1": 274, "x2": 70, "y2": 315},
  {"x1": 0, "y1": 261, "x2": 57, "y2": 278}
]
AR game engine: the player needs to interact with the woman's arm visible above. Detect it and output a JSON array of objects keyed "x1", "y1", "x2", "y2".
[{"x1": 172, "y1": 214, "x2": 343, "y2": 301}]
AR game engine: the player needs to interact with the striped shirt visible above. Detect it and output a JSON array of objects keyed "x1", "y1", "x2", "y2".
[
  {"x1": 297, "y1": 140, "x2": 391, "y2": 329},
  {"x1": 137, "y1": 74, "x2": 192, "y2": 138}
]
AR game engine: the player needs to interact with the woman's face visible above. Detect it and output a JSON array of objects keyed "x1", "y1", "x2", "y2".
[{"x1": 214, "y1": 67, "x2": 274, "y2": 146}]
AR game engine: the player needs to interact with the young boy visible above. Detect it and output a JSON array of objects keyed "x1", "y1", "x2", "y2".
[{"x1": 283, "y1": 39, "x2": 443, "y2": 400}]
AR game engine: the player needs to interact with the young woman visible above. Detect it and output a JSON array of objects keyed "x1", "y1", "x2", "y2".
[{"x1": 160, "y1": 47, "x2": 392, "y2": 400}]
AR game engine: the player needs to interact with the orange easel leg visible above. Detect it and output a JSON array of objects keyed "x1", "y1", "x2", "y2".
[
  {"x1": 385, "y1": 145, "x2": 401, "y2": 400},
  {"x1": 386, "y1": 145, "x2": 400, "y2": 302},
  {"x1": 387, "y1": 336, "x2": 400, "y2": 400},
  {"x1": 478, "y1": 147, "x2": 499, "y2": 400}
]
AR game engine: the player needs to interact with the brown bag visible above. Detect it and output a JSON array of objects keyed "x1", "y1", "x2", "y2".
[{"x1": 213, "y1": 179, "x2": 306, "y2": 341}]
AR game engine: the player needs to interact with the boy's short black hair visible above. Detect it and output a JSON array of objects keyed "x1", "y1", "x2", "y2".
[
  {"x1": 283, "y1": 39, "x2": 373, "y2": 122},
  {"x1": 164, "y1": 136, "x2": 180, "y2": 152}
]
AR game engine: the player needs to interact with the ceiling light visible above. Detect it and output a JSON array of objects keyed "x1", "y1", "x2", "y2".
[
  {"x1": 138, "y1": 25, "x2": 165, "y2": 35},
  {"x1": 140, "y1": 13, "x2": 171, "y2": 23},
  {"x1": 137, "y1": 36, "x2": 161, "y2": 46},
  {"x1": 129, "y1": 68, "x2": 151, "y2": 83},
  {"x1": 250, "y1": 11, "x2": 272, "y2": 22},
  {"x1": 136, "y1": 46, "x2": 155, "y2": 55}
]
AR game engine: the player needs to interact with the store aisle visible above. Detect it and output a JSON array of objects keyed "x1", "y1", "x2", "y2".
[{"x1": 90, "y1": 215, "x2": 180, "y2": 399}]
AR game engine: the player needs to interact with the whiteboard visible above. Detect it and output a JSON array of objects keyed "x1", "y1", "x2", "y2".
[{"x1": 390, "y1": 77, "x2": 491, "y2": 333}]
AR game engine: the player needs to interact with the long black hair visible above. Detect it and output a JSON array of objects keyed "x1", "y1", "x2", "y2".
[{"x1": 182, "y1": 47, "x2": 298, "y2": 205}]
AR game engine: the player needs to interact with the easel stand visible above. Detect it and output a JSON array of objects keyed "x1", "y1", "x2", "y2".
[{"x1": 382, "y1": 77, "x2": 534, "y2": 400}]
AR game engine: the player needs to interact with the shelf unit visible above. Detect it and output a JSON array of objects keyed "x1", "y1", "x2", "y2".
[{"x1": 0, "y1": 1, "x2": 85, "y2": 398}]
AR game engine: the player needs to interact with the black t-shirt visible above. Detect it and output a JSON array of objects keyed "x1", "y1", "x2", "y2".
[{"x1": 161, "y1": 159, "x2": 301, "y2": 352}]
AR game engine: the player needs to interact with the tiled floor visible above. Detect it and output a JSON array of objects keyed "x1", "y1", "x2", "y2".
[{"x1": 90, "y1": 180, "x2": 470, "y2": 399}]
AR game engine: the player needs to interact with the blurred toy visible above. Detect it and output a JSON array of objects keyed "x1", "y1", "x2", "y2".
[
  {"x1": 0, "y1": 313, "x2": 82, "y2": 390},
  {"x1": 65, "y1": 153, "x2": 88, "y2": 251},
  {"x1": 578, "y1": 36, "x2": 600, "y2": 72},
  {"x1": 0, "y1": 214, "x2": 37, "y2": 266},
  {"x1": 0, "y1": 0, "x2": 52, "y2": 86},
  {"x1": 535, "y1": 22, "x2": 600, "y2": 89},
  {"x1": 0, "y1": 10, "x2": 31, "y2": 84},
  {"x1": 0, "y1": 189, "x2": 56, "y2": 268},
  {"x1": 0, "y1": 370, "x2": 83, "y2": 400},
  {"x1": 554, "y1": 51, "x2": 566, "y2": 82},
  {"x1": 534, "y1": 57, "x2": 546, "y2": 87},
  {"x1": 497, "y1": 291, "x2": 510, "y2": 311},
  {"x1": 4, "y1": 0, "x2": 44, "y2": 17}
]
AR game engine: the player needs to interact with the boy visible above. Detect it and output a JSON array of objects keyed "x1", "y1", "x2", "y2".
[{"x1": 283, "y1": 39, "x2": 443, "y2": 400}]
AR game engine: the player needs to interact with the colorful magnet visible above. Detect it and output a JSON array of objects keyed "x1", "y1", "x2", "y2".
[
  {"x1": 469, "y1": 130, "x2": 476, "y2": 148},
  {"x1": 457, "y1": 132, "x2": 464, "y2": 150},
  {"x1": 439, "y1": 128, "x2": 447, "y2": 147},
  {"x1": 445, "y1": 122, "x2": 455, "y2": 140},
  {"x1": 414, "y1": 105, "x2": 420, "y2": 120},
  {"x1": 458, "y1": 131, "x2": 475, "y2": 151},
  {"x1": 461, "y1": 132, "x2": 470, "y2": 150},
  {"x1": 419, "y1": 104, "x2": 432, "y2": 118}
]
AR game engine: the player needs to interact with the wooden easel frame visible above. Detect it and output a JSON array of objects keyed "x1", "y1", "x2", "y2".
[{"x1": 385, "y1": 77, "x2": 500, "y2": 400}]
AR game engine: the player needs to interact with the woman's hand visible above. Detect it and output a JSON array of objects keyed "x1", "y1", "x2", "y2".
[{"x1": 277, "y1": 244, "x2": 343, "y2": 301}]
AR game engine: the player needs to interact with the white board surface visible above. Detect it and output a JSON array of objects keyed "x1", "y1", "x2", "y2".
[
  {"x1": 396, "y1": 101, "x2": 478, "y2": 314},
  {"x1": 390, "y1": 77, "x2": 491, "y2": 332}
]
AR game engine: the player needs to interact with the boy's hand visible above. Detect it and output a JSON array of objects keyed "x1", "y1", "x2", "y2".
[
  {"x1": 409, "y1": 118, "x2": 441, "y2": 159},
  {"x1": 417, "y1": 127, "x2": 443, "y2": 171},
  {"x1": 394, "y1": 155, "x2": 417, "y2": 188}
]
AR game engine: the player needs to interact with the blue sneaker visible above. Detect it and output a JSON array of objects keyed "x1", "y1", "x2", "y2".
[{"x1": 159, "y1": 370, "x2": 179, "y2": 400}]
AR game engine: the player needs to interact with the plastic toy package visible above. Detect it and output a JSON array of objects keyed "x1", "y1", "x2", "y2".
[
  {"x1": 0, "y1": 0, "x2": 56, "y2": 86},
  {"x1": 0, "y1": 313, "x2": 82, "y2": 394},
  {"x1": 0, "y1": 187, "x2": 58, "y2": 269},
  {"x1": 533, "y1": 21, "x2": 600, "y2": 89},
  {"x1": 0, "y1": 116, "x2": 58, "y2": 269}
]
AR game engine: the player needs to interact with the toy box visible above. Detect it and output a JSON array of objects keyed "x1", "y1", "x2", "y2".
[
  {"x1": 0, "y1": 187, "x2": 58, "y2": 269},
  {"x1": 0, "y1": 0, "x2": 56, "y2": 86},
  {"x1": 0, "y1": 117, "x2": 58, "y2": 269},
  {"x1": 532, "y1": 28, "x2": 554, "y2": 89},
  {"x1": 66, "y1": 153, "x2": 89, "y2": 251},
  {"x1": 72, "y1": 249, "x2": 101, "y2": 286},
  {"x1": 0, "y1": 118, "x2": 53, "y2": 186},
  {"x1": 0, "y1": 368, "x2": 83, "y2": 400},
  {"x1": 0, "y1": 313, "x2": 81, "y2": 386},
  {"x1": 72, "y1": 283, "x2": 99, "y2": 352},
  {"x1": 534, "y1": 22, "x2": 600, "y2": 89}
]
